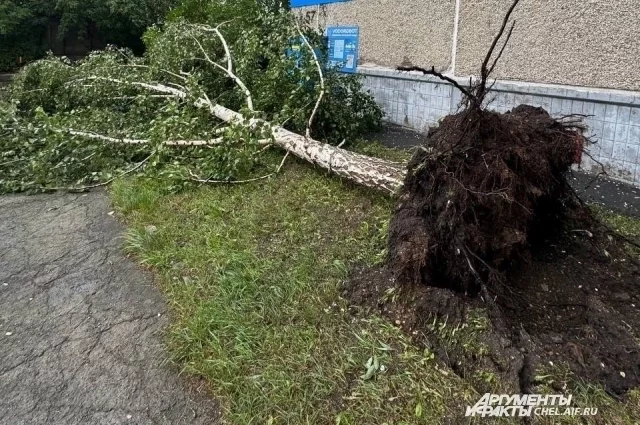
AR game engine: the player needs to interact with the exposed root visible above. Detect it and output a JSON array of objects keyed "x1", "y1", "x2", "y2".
[{"x1": 389, "y1": 105, "x2": 589, "y2": 294}]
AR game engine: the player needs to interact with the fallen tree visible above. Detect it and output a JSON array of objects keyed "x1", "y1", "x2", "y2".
[
  {"x1": 1, "y1": 7, "x2": 392, "y2": 193},
  {"x1": 2, "y1": 0, "x2": 592, "y2": 283},
  {"x1": 76, "y1": 70, "x2": 406, "y2": 194},
  {"x1": 4, "y1": 0, "x2": 639, "y2": 397},
  {"x1": 1, "y1": 0, "x2": 594, "y2": 289}
]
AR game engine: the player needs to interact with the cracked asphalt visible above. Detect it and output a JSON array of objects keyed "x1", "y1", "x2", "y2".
[{"x1": 0, "y1": 192, "x2": 219, "y2": 425}]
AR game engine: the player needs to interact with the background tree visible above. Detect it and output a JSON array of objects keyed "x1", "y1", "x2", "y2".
[
  {"x1": 0, "y1": 0, "x2": 179, "y2": 71},
  {"x1": 0, "y1": 0, "x2": 50, "y2": 70}
]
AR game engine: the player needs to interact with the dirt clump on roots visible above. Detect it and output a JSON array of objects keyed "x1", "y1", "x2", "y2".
[
  {"x1": 389, "y1": 105, "x2": 586, "y2": 294},
  {"x1": 344, "y1": 104, "x2": 640, "y2": 397}
]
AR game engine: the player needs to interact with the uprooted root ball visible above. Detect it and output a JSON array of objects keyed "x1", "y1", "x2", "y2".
[{"x1": 389, "y1": 105, "x2": 588, "y2": 294}]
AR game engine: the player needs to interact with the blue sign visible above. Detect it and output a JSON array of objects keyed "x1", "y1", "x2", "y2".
[
  {"x1": 327, "y1": 26, "x2": 359, "y2": 73},
  {"x1": 291, "y1": 0, "x2": 351, "y2": 7}
]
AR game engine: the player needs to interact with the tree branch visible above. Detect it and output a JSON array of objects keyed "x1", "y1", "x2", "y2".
[
  {"x1": 188, "y1": 169, "x2": 274, "y2": 185},
  {"x1": 487, "y1": 21, "x2": 515, "y2": 78},
  {"x1": 189, "y1": 25, "x2": 254, "y2": 111},
  {"x1": 481, "y1": 0, "x2": 521, "y2": 78},
  {"x1": 396, "y1": 66, "x2": 473, "y2": 100},
  {"x1": 296, "y1": 21, "x2": 325, "y2": 139},
  {"x1": 477, "y1": 0, "x2": 521, "y2": 100},
  {"x1": 64, "y1": 129, "x2": 270, "y2": 147},
  {"x1": 122, "y1": 64, "x2": 188, "y2": 82},
  {"x1": 65, "y1": 129, "x2": 148, "y2": 144},
  {"x1": 80, "y1": 76, "x2": 187, "y2": 98},
  {"x1": 212, "y1": 26, "x2": 254, "y2": 112},
  {"x1": 48, "y1": 151, "x2": 155, "y2": 193}
]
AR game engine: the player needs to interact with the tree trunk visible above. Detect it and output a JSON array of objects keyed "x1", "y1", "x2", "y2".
[{"x1": 210, "y1": 103, "x2": 407, "y2": 194}]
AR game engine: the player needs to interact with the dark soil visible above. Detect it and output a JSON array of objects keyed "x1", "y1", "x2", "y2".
[
  {"x1": 505, "y1": 229, "x2": 640, "y2": 395},
  {"x1": 345, "y1": 228, "x2": 640, "y2": 395}
]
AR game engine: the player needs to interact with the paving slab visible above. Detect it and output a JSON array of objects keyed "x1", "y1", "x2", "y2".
[{"x1": 0, "y1": 192, "x2": 219, "y2": 425}]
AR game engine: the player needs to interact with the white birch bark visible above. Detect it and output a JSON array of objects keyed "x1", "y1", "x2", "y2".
[
  {"x1": 82, "y1": 78, "x2": 406, "y2": 194},
  {"x1": 209, "y1": 103, "x2": 406, "y2": 194}
]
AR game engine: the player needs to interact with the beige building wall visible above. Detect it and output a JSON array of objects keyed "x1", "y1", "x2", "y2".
[
  {"x1": 456, "y1": 0, "x2": 640, "y2": 91},
  {"x1": 306, "y1": 0, "x2": 640, "y2": 91},
  {"x1": 299, "y1": 0, "x2": 455, "y2": 71}
]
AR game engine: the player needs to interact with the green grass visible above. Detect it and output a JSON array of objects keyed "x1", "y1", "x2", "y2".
[
  {"x1": 111, "y1": 159, "x2": 478, "y2": 424},
  {"x1": 533, "y1": 366, "x2": 640, "y2": 425},
  {"x1": 591, "y1": 204, "x2": 640, "y2": 257},
  {"x1": 110, "y1": 150, "x2": 640, "y2": 424},
  {"x1": 350, "y1": 140, "x2": 413, "y2": 163},
  {"x1": 592, "y1": 205, "x2": 640, "y2": 237}
]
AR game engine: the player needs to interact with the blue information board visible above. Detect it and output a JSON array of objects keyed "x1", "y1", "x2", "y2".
[
  {"x1": 291, "y1": 0, "x2": 351, "y2": 7},
  {"x1": 327, "y1": 26, "x2": 359, "y2": 73}
]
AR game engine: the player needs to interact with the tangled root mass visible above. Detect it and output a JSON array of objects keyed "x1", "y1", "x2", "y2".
[{"x1": 389, "y1": 105, "x2": 588, "y2": 294}]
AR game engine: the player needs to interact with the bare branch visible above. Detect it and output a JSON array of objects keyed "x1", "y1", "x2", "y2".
[
  {"x1": 398, "y1": 0, "x2": 521, "y2": 108},
  {"x1": 214, "y1": 28, "x2": 233, "y2": 73},
  {"x1": 66, "y1": 129, "x2": 147, "y2": 145},
  {"x1": 477, "y1": 0, "x2": 521, "y2": 100},
  {"x1": 212, "y1": 27, "x2": 254, "y2": 111},
  {"x1": 79, "y1": 76, "x2": 187, "y2": 98},
  {"x1": 481, "y1": 0, "x2": 521, "y2": 79},
  {"x1": 396, "y1": 65, "x2": 473, "y2": 100},
  {"x1": 189, "y1": 25, "x2": 254, "y2": 111},
  {"x1": 193, "y1": 21, "x2": 235, "y2": 34},
  {"x1": 296, "y1": 21, "x2": 325, "y2": 139},
  {"x1": 487, "y1": 21, "x2": 515, "y2": 77},
  {"x1": 110, "y1": 95, "x2": 176, "y2": 100},
  {"x1": 167, "y1": 139, "x2": 226, "y2": 147},
  {"x1": 276, "y1": 152, "x2": 290, "y2": 173},
  {"x1": 64, "y1": 129, "x2": 270, "y2": 147},
  {"x1": 166, "y1": 81, "x2": 189, "y2": 92},
  {"x1": 190, "y1": 148, "x2": 290, "y2": 185}
]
